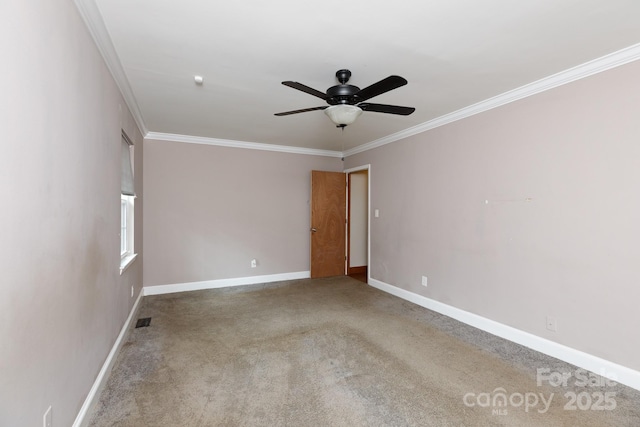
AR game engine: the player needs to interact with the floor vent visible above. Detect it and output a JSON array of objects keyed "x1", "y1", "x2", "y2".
[{"x1": 135, "y1": 317, "x2": 151, "y2": 328}]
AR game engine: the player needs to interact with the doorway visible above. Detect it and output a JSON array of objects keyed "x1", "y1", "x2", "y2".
[
  {"x1": 309, "y1": 166, "x2": 370, "y2": 281},
  {"x1": 346, "y1": 166, "x2": 370, "y2": 284}
]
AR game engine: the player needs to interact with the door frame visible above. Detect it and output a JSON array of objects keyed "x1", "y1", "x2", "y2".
[{"x1": 344, "y1": 164, "x2": 371, "y2": 283}]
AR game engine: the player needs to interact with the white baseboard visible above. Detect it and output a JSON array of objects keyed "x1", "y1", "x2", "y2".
[
  {"x1": 368, "y1": 278, "x2": 640, "y2": 392},
  {"x1": 72, "y1": 288, "x2": 144, "y2": 427},
  {"x1": 143, "y1": 271, "x2": 311, "y2": 296}
]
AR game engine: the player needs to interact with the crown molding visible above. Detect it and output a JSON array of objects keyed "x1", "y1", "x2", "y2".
[
  {"x1": 74, "y1": 0, "x2": 148, "y2": 136},
  {"x1": 145, "y1": 132, "x2": 343, "y2": 158},
  {"x1": 73, "y1": 1, "x2": 640, "y2": 158},
  {"x1": 345, "y1": 42, "x2": 640, "y2": 157}
]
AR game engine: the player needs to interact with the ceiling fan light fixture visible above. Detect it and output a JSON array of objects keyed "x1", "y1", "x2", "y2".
[{"x1": 324, "y1": 104, "x2": 363, "y2": 126}]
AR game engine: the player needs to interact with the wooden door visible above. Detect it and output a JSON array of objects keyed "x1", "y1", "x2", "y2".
[{"x1": 310, "y1": 170, "x2": 346, "y2": 278}]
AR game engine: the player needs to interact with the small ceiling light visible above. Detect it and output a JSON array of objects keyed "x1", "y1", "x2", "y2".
[
  {"x1": 324, "y1": 105, "x2": 362, "y2": 127},
  {"x1": 194, "y1": 75, "x2": 204, "y2": 85}
]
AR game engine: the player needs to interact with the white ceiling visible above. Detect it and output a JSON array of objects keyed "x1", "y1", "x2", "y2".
[{"x1": 80, "y1": 0, "x2": 640, "y2": 153}]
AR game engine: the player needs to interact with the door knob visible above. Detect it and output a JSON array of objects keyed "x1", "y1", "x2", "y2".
[{"x1": 311, "y1": 228, "x2": 317, "y2": 232}]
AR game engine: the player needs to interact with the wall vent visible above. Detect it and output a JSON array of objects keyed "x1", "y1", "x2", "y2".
[{"x1": 135, "y1": 317, "x2": 151, "y2": 328}]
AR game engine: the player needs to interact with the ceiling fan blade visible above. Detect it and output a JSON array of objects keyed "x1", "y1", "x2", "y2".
[
  {"x1": 358, "y1": 103, "x2": 415, "y2": 115},
  {"x1": 274, "y1": 106, "x2": 328, "y2": 116},
  {"x1": 282, "y1": 81, "x2": 328, "y2": 100},
  {"x1": 355, "y1": 76, "x2": 408, "y2": 102}
]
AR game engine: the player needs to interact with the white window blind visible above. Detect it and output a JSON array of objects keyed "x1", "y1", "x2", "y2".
[{"x1": 121, "y1": 135, "x2": 135, "y2": 196}]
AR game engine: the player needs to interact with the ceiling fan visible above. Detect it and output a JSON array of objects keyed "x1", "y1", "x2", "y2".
[{"x1": 275, "y1": 69, "x2": 415, "y2": 128}]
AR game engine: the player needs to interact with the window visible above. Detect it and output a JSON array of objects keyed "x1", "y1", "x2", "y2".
[
  {"x1": 121, "y1": 195, "x2": 134, "y2": 257},
  {"x1": 120, "y1": 132, "x2": 136, "y2": 273},
  {"x1": 121, "y1": 197, "x2": 127, "y2": 256}
]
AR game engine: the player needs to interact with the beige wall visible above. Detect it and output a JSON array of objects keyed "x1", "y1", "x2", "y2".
[
  {"x1": 345, "y1": 60, "x2": 640, "y2": 371},
  {"x1": 0, "y1": 1, "x2": 143, "y2": 426},
  {"x1": 143, "y1": 139, "x2": 342, "y2": 287}
]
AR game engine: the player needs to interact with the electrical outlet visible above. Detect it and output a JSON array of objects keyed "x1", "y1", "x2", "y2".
[
  {"x1": 251, "y1": 259, "x2": 257, "y2": 268},
  {"x1": 421, "y1": 276, "x2": 428, "y2": 287},
  {"x1": 546, "y1": 316, "x2": 557, "y2": 332},
  {"x1": 43, "y1": 406, "x2": 52, "y2": 427}
]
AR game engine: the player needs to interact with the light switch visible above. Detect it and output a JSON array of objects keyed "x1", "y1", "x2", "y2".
[{"x1": 374, "y1": 209, "x2": 379, "y2": 218}]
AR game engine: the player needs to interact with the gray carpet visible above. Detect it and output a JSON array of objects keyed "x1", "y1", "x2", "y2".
[{"x1": 87, "y1": 276, "x2": 640, "y2": 426}]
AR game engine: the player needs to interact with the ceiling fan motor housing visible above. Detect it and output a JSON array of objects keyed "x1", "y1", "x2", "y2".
[
  {"x1": 326, "y1": 69, "x2": 360, "y2": 105},
  {"x1": 326, "y1": 84, "x2": 361, "y2": 105}
]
